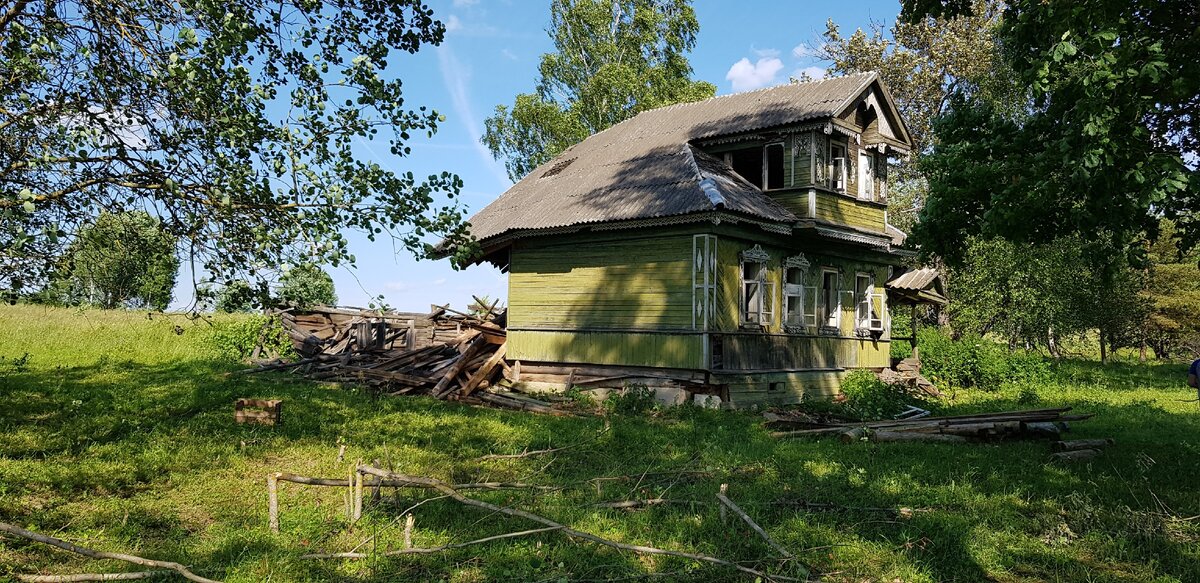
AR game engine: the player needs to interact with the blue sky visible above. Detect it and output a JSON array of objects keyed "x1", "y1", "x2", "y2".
[{"x1": 260, "y1": 0, "x2": 902, "y2": 312}]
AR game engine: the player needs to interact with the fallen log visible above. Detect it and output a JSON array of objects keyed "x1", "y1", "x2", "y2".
[
  {"x1": 1052, "y1": 438, "x2": 1114, "y2": 452},
  {"x1": 1049, "y1": 449, "x2": 1101, "y2": 462},
  {"x1": 16, "y1": 573, "x2": 164, "y2": 582},
  {"x1": 870, "y1": 430, "x2": 968, "y2": 444},
  {"x1": 0, "y1": 522, "x2": 219, "y2": 583},
  {"x1": 715, "y1": 487, "x2": 794, "y2": 560}
]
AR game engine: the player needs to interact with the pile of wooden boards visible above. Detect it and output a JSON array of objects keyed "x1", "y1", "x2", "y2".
[
  {"x1": 255, "y1": 302, "x2": 570, "y2": 415},
  {"x1": 766, "y1": 407, "x2": 1094, "y2": 444}
]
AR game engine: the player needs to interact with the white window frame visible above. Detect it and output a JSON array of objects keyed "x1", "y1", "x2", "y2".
[
  {"x1": 854, "y1": 272, "x2": 886, "y2": 332},
  {"x1": 829, "y1": 140, "x2": 847, "y2": 192},
  {"x1": 782, "y1": 254, "x2": 811, "y2": 333},
  {"x1": 818, "y1": 268, "x2": 841, "y2": 330},
  {"x1": 740, "y1": 245, "x2": 773, "y2": 328},
  {"x1": 858, "y1": 151, "x2": 875, "y2": 200}
]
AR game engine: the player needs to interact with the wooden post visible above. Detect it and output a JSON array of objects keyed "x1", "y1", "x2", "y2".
[
  {"x1": 718, "y1": 483, "x2": 728, "y2": 524},
  {"x1": 268, "y1": 473, "x2": 280, "y2": 533},
  {"x1": 910, "y1": 304, "x2": 919, "y2": 362},
  {"x1": 347, "y1": 467, "x2": 354, "y2": 521},
  {"x1": 353, "y1": 468, "x2": 363, "y2": 522},
  {"x1": 403, "y1": 513, "x2": 415, "y2": 549}
]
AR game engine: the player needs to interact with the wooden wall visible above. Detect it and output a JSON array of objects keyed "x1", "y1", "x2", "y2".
[
  {"x1": 508, "y1": 330, "x2": 704, "y2": 370},
  {"x1": 813, "y1": 191, "x2": 886, "y2": 233}
]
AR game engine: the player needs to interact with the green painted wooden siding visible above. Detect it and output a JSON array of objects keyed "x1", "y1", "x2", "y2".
[
  {"x1": 508, "y1": 235, "x2": 693, "y2": 330},
  {"x1": 814, "y1": 192, "x2": 886, "y2": 233},
  {"x1": 508, "y1": 330, "x2": 704, "y2": 369},
  {"x1": 715, "y1": 370, "x2": 844, "y2": 406}
]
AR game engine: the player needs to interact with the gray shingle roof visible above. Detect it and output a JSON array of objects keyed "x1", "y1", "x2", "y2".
[{"x1": 467, "y1": 72, "x2": 879, "y2": 245}]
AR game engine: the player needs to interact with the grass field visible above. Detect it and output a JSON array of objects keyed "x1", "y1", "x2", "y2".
[{"x1": 1, "y1": 304, "x2": 1198, "y2": 582}]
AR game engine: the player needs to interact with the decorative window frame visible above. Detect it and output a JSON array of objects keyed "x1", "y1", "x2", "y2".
[
  {"x1": 782, "y1": 254, "x2": 812, "y2": 334},
  {"x1": 854, "y1": 271, "x2": 886, "y2": 334},
  {"x1": 692, "y1": 235, "x2": 718, "y2": 331},
  {"x1": 762, "y1": 141, "x2": 787, "y2": 191},
  {"x1": 817, "y1": 267, "x2": 841, "y2": 334},
  {"x1": 739, "y1": 245, "x2": 773, "y2": 329}
]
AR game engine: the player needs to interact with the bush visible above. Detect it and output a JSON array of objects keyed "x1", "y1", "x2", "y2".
[
  {"x1": 839, "y1": 370, "x2": 914, "y2": 421},
  {"x1": 605, "y1": 384, "x2": 658, "y2": 415},
  {"x1": 206, "y1": 315, "x2": 294, "y2": 361},
  {"x1": 917, "y1": 329, "x2": 1051, "y2": 391}
]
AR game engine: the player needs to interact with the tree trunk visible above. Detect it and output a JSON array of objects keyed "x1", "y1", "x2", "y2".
[{"x1": 1099, "y1": 330, "x2": 1107, "y2": 364}]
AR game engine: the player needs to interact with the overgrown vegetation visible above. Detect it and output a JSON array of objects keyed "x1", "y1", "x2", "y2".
[{"x1": 2, "y1": 305, "x2": 1197, "y2": 582}]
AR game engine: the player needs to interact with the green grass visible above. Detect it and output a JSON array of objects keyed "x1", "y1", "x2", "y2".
[{"x1": 1, "y1": 304, "x2": 1197, "y2": 582}]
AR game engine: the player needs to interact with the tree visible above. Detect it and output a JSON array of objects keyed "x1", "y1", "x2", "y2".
[
  {"x1": 277, "y1": 264, "x2": 337, "y2": 309},
  {"x1": 0, "y1": 1, "x2": 473, "y2": 302},
  {"x1": 48, "y1": 211, "x2": 179, "y2": 310},
  {"x1": 214, "y1": 280, "x2": 259, "y2": 313},
  {"x1": 483, "y1": 0, "x2": 715, "y2": 182},
  {"x1": 1140, "y1": 220, "x2": 1200, "y2": 360},
  {"x1": 818, "y1": 1, "x2": 1021, "y2": 232},
  {"x1": 906, "y1": 0, "x2": 1200, "y2": 261}
]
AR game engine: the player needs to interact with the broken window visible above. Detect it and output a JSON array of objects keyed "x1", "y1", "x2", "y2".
[
  {"x1": 829, "y1": 140, "x2": 847, "y2": 192},
  {"x1": 729, "y1": 148, "x2": 763, "y2": 188},
  {"x1": 855, "y1": 273, "x2": 885, "y2": 332},
  {"x1": 764, "y1": 142, "x2": 785, "y2": 190},
  {"x1": 740, "y1": 245, "x2": 772, "y2": 327},
  {"x1": 818, "y1": 269, "x2": 840, "y2": 331}
]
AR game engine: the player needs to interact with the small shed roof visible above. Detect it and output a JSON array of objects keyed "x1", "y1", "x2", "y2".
[
  {"x1": 886, "y1": 267, "x2": 947, "y2": 305},
  {"x1": 466, "y1": 72, "x2": 903, "y2": 246}
]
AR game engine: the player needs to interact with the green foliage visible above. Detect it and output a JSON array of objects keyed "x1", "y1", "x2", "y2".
[
  {"x1": 1, "y1": 0, "x2": 473, "y2": 297},
  {"x1": 917, "y1": 328, "x2": 1051, "y2": 391},
  {"x1": 42, "y1": 211, "x2": 179, "y2": 311},
  {"x1": 1141, "y1": 220, "x2": 1200, "y2": 359},
  {"x1": 819, "y1": 0, "x2": 1021, "y2": 231},
  {"x1": 483, "y1": 0, "x2": 715, "y2": 182},
  {"x1": 910, "y1": 0, "x2": 1200, "y2": 261},
  {"x1": 213, "y1": 280, "x2": 260, "y2": 313},
  {"x1": 205, "y1": 314, "x2": 293, "y2": 361},
  {"x1": 838, "y1": 370, "x2": 914, "y2": 421},
  {"x1": 605, "y1": 384, "x2": 659, "y2": 415},
  {"x1": 276, "y1": 264, "x2": 337, "y2": 309}
]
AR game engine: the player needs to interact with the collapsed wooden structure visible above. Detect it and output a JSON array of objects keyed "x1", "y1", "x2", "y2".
[
  {"x1": 765, "y1": 407, "x2": 1099, "y2": 446},
  {"x1": 265, "y1": 304, "x2": 572, "y2": 415}
]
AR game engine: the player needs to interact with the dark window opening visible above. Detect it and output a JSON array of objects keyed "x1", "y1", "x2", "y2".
[
  {"x1": 729, "y1": 148, "x2": 763, "y2": 188},
  {"x1": 769, "y1": 382, "x2": 783, "y2": 392},
  {"x1": 765, "y1": 143, "x2": 785, "y2": 190}
]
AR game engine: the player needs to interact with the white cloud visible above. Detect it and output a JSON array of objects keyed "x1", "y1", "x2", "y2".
[
  {"x1": 452, "y1": 0, "x2": 478, "y2": 7},
  {"x1": 444, "y1": 14, "x2": 462, "y2": 32},
  {"x1": 792, "y1": 43, "x2": 817, "y2": 59},
  {"x1": 500, "y1": 48, "x2": 518, "y2": 61},
  {"x1": 725, "y1": 57, "x2": 785, "y2": 92},
  {"x1": 792, "y1": 66, "x2": 827, "y2": 82},
  {"x1": 753, "y1": 47, "x2": 781, "y2": 59},
  {"x1": 437, "y1": 46, "x2": 512, "y2": 187}
]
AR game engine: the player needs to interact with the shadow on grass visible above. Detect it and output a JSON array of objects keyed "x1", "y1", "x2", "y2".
[{"x1": 2, "y1": 358, "x2": 1198, "y2": 581}]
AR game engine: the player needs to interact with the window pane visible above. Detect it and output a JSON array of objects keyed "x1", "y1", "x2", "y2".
[{"x1": 785, "y1": 267, "x2": 804, "y2": 286}]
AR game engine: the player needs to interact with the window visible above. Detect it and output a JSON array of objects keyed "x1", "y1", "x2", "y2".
[
  {"x1": 764, "y1": 142, "x2": 785, "y2": 190},
  {"x1": 782, "y1": 254, "x2": 814, "y2": 333},
  {"x1": 818, "y1": 269, "x2": 840, "y2": 330},
  {"x1": 729, "y1": 148, "x2": 763, "y2": 188},
  {"x1": 829, "y1": 141, "x2": 847, "y2": 191},
  {"x1": 740, "y1": 245, "x2": 773, "y2": 327},
  {"x1": 727, "y1": 143, "x2": 786, "y2": 190},
  {"x1": 858, "y1": 151, "x2": 875, "y2": 200},
  {"x1": 855, "y1": 273, "x2": 885, "y2": 332}
]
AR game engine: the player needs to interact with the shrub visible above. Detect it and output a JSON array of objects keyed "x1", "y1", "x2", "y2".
[
  {"x1": 917, "y1": 328, "x2": 1052, "y2": 391},
  {"x1": 605, "y1": 384, "x2": 658, "y2": 415},
  {"x1": 206, "y1": 315, "x2": 294, "y2": 361},
  {"x1": 839, "y1": 370, "x2": 913, "y2": 421}
]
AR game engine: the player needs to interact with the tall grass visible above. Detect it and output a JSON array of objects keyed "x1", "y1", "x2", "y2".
[{"x1": 1, "y1": 305, "x2": 1197, "y2": 582}]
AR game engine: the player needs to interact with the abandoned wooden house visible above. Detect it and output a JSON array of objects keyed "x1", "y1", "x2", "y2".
[{"x1": 458, "y1": 71, "x2": 934, "y2": 406}]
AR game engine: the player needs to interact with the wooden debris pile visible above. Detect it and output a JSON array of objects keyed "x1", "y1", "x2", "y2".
[
  {"x1": 254, "y1": 301, "x2": 572, "y2": 416},
  {"x1": 766, "y1": 407, "x2": 1095, "y2": 444}
]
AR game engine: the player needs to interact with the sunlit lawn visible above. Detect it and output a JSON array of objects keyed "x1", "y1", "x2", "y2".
[{"x1": 1, "y1": 304, "x2": 1197, "y2": 582}]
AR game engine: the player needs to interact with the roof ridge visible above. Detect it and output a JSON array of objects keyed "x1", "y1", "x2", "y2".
[{"x1": 633, "y1": 71, "x2": 877, "y2": 118}]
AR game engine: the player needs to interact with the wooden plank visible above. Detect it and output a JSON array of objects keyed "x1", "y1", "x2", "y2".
[{"x1": 459, "y1": 344, "x2": 508, "y2": 396}]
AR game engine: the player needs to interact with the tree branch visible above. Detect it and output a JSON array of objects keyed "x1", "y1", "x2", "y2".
[{"x1": 0, "y1": 522, "x2": 220, "y2": 583}]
